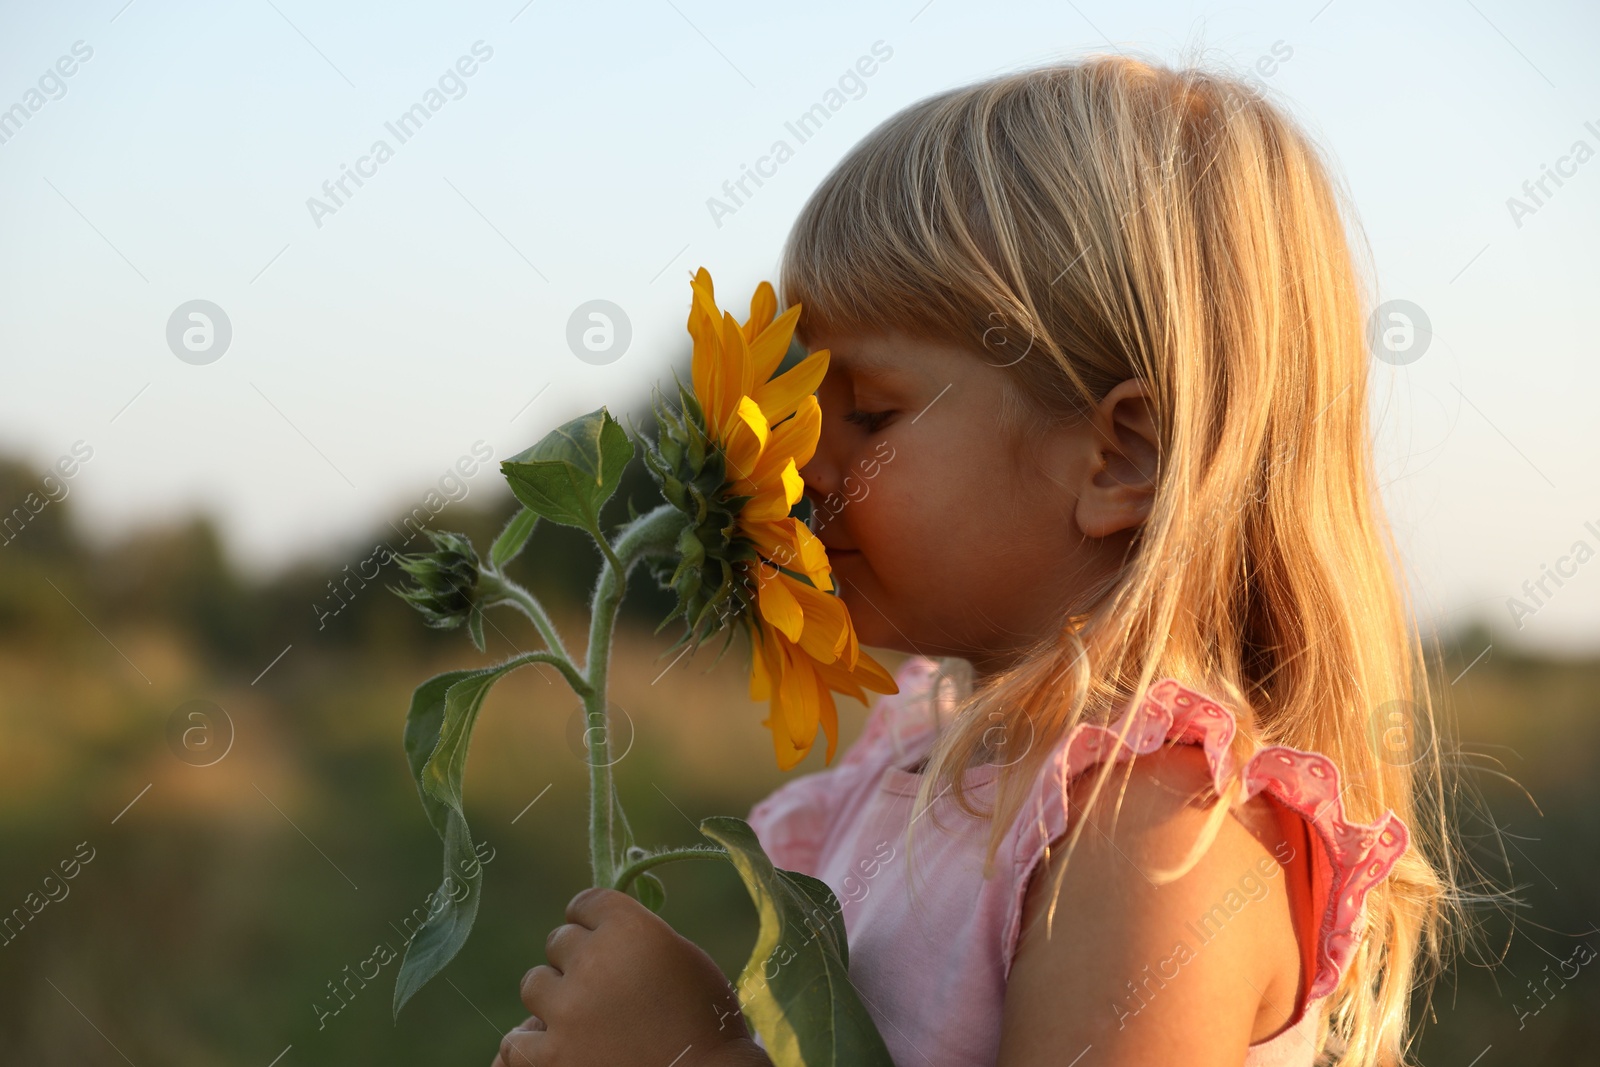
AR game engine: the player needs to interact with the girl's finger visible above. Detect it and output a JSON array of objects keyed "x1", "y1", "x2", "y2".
[
  {"x1": 497, "y1": 1024, "x2": 545, "y2": 1067},
  {"x1": 543, "y1": 920, "x2": 588, "y2": 973},
  {"x1": 520, "y1": 963, "x2": 559, "y2": 1015}
]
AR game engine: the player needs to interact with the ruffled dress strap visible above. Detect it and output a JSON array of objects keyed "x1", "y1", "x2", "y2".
[{"x1": 1006, "y1": 677, "x2": 1410, "y2": 1019}]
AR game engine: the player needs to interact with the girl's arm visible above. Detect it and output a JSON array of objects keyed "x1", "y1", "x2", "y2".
[{"x1": 996, "y1": 743, "x2": 1304, "y2": 1066}]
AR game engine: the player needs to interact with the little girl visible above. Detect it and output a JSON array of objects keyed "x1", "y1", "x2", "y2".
[{"x1": 496, "y1": 53, "x2": 1452, "y2": 1067}]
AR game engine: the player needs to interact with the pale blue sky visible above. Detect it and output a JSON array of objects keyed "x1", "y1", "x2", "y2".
[{"x1": 0, "y1": 0, "x2": 1595, "y2": 650}]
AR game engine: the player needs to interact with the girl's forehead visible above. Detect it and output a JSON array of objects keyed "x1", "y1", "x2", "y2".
[
  {"x1": 811, "y1": 330, "x2": 964, "y2": 378},
  {"x1": 819, "y1": 334, "x2": 992, "y2": 396},
  {"x1": 819, "y1": 346, "x2": 898, "y2": 379}
]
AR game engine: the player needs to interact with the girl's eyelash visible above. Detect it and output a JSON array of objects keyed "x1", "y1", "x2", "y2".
[{"x1": 844, "y1": 409, "x2": 893, "y2": 431}]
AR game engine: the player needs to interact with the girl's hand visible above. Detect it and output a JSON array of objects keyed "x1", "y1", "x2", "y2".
[{"x1": 491, "y1": 886, "x2": 768, "y2": 1067}]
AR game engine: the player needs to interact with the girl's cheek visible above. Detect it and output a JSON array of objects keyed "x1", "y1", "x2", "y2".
[
  {"x1": 857, "y1": 488, "x2": 925, "y2": 559},
  {"x1": 840, "y1": 471, "x2": 871, "y2": 505},
  {"x1": 816, "y1": 451, "x2": 896, "y2": 531},
  {"x1": 871, "y1": 460, "x2": 935, "y2": 517}
]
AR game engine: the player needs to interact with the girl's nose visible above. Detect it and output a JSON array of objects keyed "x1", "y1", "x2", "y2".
[
  {"x1": 799, "y1": 392, "x2": 846, "y2": 511},
  {"x1": 799, "y1": 454, "x2": 851, "y2": 540},
  {"x1": 799, "y1": 468, "x2": 831, "y2": 514},
  {"x1": 799, "y1": 443, "x2": 841, "y2": 503}
]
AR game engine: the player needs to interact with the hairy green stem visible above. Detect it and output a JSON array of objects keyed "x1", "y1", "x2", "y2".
[
  {"x1": 612, "y1": 845, "x2": 730, "y2": 893},
  {"x1": 500, "y1": 641, "x2": 590, "y2": 698},
  {"x1": 589, "y1": 523, "x2": 628, "y2": 582},
  {"x1": 482, "y1": 572, "x2": 572, "y2": 664},
  {"x1": 582, "y1": 503, "x2": 691, "y2": 887}
]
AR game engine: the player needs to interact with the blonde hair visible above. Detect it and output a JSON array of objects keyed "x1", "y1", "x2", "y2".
[{"x1": 779, "y1": 51, "x2": 1469, "y2": 1066}]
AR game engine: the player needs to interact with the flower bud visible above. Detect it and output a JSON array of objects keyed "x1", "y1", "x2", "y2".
[{"x1": 388, "y1": 528, "x2": 483, "y2": 630}]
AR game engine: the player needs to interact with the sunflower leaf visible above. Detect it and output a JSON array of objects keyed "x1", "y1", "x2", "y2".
[
  {"x1": 698, "y1": 815, "x2": 895, "y2": 1067},
  {"x1": 394, "y1": 669, "x2": 489, "y2": 1018},
  {"x1": 395, "y1": 654, "x2": 554, "y2": 1018},
  {"x1": 501, "y1": 408, "x2": 635, "y2": 534},
  {"x1": 633, "y1": 871, "x2": 667, "y2": 914},
  {"x1": 488, "y1": 506, "x2": 540, "y2": 571}
]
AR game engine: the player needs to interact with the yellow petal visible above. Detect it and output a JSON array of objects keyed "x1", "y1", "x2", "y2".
[
  {"x1": 748, "y1": 303, "x2": 803, "y2": 385},
  {"x1": 790, "y1": 520, "x2": 834, "y2": 593},
  {"x1": 789, "y1": 579, "x2": 850, "y2": 665},
  {"x1": 776, "y1": 650, "x2": 821, "y2": 748},
  {"x1": 818, "y1": 646, "x2": 898, "y2": 698},
  {"x1": 722, "y1": 395, "x2": 769, "y2": 483},
  {"x1": 752, "y1": 349, "x2": 828, "y2": 426},
  {"x1": 739, "y1": 519, "x2": 831, "y2": 594},
  {"x1": 818, "y1": 686, "x2": 839, "y2": 765},
  {"x1": 841, "y1": 617, "x2": 859, "y2": 670},
  {"x1": 780, "y1": 459, "x2": 805, "y2": 508},
  {"x1": 750, "y1": 590, "x2": 896, "y2": 771},
  {"x1": 691, "y1": 268, "x2": 722, "y2": 333},
  {"x1": 747, "y1": 620, "x2": 774, "y2": 702},
  {"x1": 756, "y1": 567, "x2": 804, "y2": 642},
  {"x1": 764, "y1": 710, "x2": 806, "y2": 771},
  {"x1": 689, "y1": 270, "x2": 751, "y2": 435},
  {"x1": 720, "y1": 311, "x2": 755, "y2": 406},
  {"x1": 856, "y1": 651, "x2": 899, "y2": 694},
  {"x1": 689, "y1": 304, "x2": 721, "y2": 435},
  {"x1": 738, "y1": 457, "x2": 806, "y2": 525},
  {"x1": 762, "y1": 636, "x2": 806, "y2": 750},
  {"x1": 745, "y1": 281, "x2": 777, "y2": 343},
  {"x1": 736, "y1": 394, "x2": 768, "y2": 444},
  {"x1": 751, "y1": 395, "x2": 820, "y2": 484},
  {"x1": 742, "y1": 519, "x2": 797, "y2": 563},
  {"x1": 740, "y1": 485, "x2": 798, "y2": 525}
]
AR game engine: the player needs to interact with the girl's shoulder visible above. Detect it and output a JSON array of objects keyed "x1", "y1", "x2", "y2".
[{"x1": 1004, "y1": 676, "x2": 1411, "y2": 1029}]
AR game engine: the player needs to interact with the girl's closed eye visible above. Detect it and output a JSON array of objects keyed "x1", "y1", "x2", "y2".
[{"x1": 844, "y1": 408, "x2": 895, "y2": 432}]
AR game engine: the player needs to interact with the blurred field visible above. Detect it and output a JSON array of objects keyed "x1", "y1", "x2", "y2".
[{"x1": 0, "y1": 450, "x2": 1594, "y2": 1065}]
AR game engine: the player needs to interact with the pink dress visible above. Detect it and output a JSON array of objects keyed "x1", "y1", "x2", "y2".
[{"x1": 746, "y1": 656, "x2": 1410, "y2": 1066}]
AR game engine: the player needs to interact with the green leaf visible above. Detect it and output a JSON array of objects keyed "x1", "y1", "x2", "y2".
[
  {"x1": 395, "y1": 654, "x2": 550, "y2": 1018},
  {"x1": 489, "y1": 507, "x2": 540, "y2": 571},
  {"x1": 500, "y1": 408, "x2": 636, "y2": 534},
  {"x1": 698, "y1": 816, "x2": 894, "y2": 1067},
  {"x1": 634, "y1": 871, "x2": 666, "y2": 913},
  {"x1": 394, "y1": 669, "x2": 487, "y2": 1017},
  {"x1": 466, "y1": 604, "x2": 487, "y2": 653},
  {"x1": 423, "y1": 658, "x2": 535, "y2": 815}
]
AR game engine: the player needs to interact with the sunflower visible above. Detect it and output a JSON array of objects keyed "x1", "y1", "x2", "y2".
[{"x1": 644, "y1": 267, "x2": 898, "y2": 770}]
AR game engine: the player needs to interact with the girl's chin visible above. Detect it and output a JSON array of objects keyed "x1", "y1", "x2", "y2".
[
  {"x1": 829, "y1": 568, "x2": 899, "y2": 645},
  {"x1": 839, "y1": 600, "x2": 895, "y2": 650}
]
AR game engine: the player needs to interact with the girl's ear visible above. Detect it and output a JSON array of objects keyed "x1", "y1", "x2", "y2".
[{"x1": 1075, "y1": 378, "x2": 1159, "y2": 539}]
